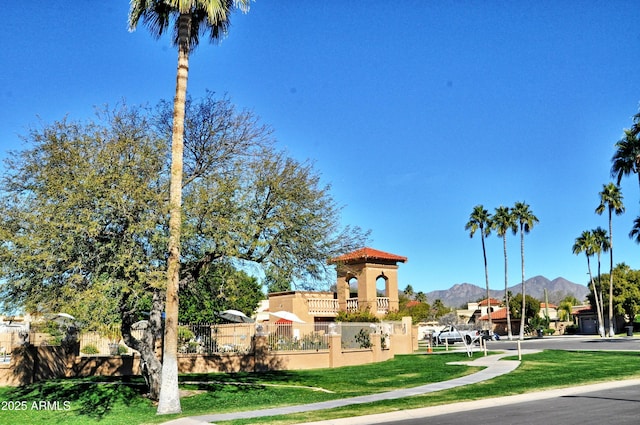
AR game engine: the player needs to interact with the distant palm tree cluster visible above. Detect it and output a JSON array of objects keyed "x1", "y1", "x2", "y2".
[
  {"x1": 572, "y1": 110, "x2": 640, "y2": 338},
  {"x1": 465, "y1": 202, "x2": 538, "y2": 341}
]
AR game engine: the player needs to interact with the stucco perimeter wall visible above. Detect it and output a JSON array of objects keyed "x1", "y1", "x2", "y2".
[{"x1": 1, "y1": 319, "x2": 416, "y2": 386}]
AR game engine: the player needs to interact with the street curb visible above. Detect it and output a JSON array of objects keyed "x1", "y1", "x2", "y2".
[{"x1": 298, "y1": 378, "x2": 640, "y2": 425}]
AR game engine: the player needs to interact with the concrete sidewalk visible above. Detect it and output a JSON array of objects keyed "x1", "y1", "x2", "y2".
[{"x1": 160, "y1": 349, "x2": 537, "y2": 425}]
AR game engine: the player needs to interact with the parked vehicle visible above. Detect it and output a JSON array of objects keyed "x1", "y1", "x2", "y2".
[
  {"x1": 432, "y1": 325, "x2": 481, "y2": 345},
  {"x1": 480, "y1": 329, "x2": 500, "y2": 341}
]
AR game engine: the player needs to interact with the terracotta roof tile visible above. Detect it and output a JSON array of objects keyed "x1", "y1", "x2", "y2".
[
  {"x1": 478, "y1": 298, "x2": 503, "y2": 307},
  {"x1": 479, "y1": 307, "x2": 508, "y2": 321},
  {"x1": 329, "y1": 247, "x2": 407, "y2": 264}
]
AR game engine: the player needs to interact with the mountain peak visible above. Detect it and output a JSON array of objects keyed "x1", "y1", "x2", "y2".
[{"x1": 425, "y1": 276, "x2": 588, "y2": 308}]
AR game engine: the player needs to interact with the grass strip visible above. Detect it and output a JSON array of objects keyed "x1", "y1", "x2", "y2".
[
  {"x1": 220, "y1": 350, "x2": 640, "y2": 425},
  {"x1": 0, "y1": 350, "x2": 638, "y2": 425}
]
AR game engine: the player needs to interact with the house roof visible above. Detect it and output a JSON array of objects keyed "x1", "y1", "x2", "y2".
[
  {"x1": 479, "y1": 307, "x2": 509, "y2": 321},
  {"x1": 540, "y1": 303, "x2": 558, "y2": 309},
  {"x1": 329, "y1": 247, "x2": 408, "y2": 265},
  {"x1": 572, "y1": 306, "x2": 594, "y2": 315},
  {"x1": 478, "y1": 298, "x2": 503, "y2": 307}
]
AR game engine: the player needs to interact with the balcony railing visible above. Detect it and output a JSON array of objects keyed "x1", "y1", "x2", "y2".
[
  {"x1": 307, "y1": 297, "x2": 391, "y2": 315},
  {"x1": 376, "y1": 297, "x2": 390, "y2": 313},
  {"x1": 307, "y1": 298, "x2": 340, "y2": 315}
]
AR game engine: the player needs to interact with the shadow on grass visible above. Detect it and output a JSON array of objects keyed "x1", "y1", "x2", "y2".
[
  {"x1": 4, "y1": 376, "x2": 149, "y2": 419},
  {"x1": 179, "y1": 370, "x2": 301, "y2": 394}
]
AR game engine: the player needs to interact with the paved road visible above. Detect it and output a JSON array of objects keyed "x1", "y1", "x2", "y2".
[
  {"x1": 350, "y1": 382, "x2": 640, "y2": 425},
  {"x1": 164, "y1": 336, "x2": 639, "y2": 425},
  {"x1": 484, "y1": 334, "x2": 640, "y2": 352}
]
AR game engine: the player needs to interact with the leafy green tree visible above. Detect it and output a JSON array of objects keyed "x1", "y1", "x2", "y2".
[
  {"x1": 508, "y1": 293, "x2": 540, "y2": 330},
  {"x1": 0, "y1": 108, "x2": 169, "y2": 398},
  {"x1": 572, "y1": 230, "x2": 605, "y2": 337},
  {"x1": 179, "y1": 262, "x2": 263, "y2": 323},
  {"x1": 597, "y1": 264, "x2": 640, "y2": 327},
  {"x1": 387, "y1": 299, "x2": 431, "y2": 324},
  {"x1": 512, "y1": 201, "x2": 539, "y2": 340},
  {"x1": 492, "y1": 205, "x2": 517, "y2": 340},
  {"x1": 0, "y1": 98, "x2": 367, "y2": 400},
  {"x1": 129, "y1": 0, "x2": 251, "y2": 414},
  {"x1": 465, "y1": 205, "x2": 493, "y2": 328},
  {"x1": 595, "y1": 183, "x2": 624, "y2": 337}
]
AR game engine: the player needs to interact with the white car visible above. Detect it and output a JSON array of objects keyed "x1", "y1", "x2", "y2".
[{"x1": 432, "y1": 325, "x2": 481, "y2": 345}]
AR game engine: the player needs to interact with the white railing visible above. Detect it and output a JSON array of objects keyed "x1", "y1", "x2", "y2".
[
  {"x1": 346, "y1": 298, "x2": 359, "y2": 312},
  {"x1": 377, "y1": 297, "x2": 390, "y2": 313},
  {"x1": 307, "y1": 298, "x2": 340, "y2": 315},
  {"x1": 343, "y1": 298, "x2": 390, "y2": 314}
]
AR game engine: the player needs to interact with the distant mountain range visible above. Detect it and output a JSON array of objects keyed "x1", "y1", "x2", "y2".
[{"x1": 424, "y1": 276, "x2": 589, "y2": 308}]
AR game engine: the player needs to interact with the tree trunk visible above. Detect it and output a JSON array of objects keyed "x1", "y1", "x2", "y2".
[
  {"x1": 519, "y1": 226, "x2": 526, "y2": 340},
  {"x1": 608, "y1": 209, "x2": 615, "y2": 337},
  {"x1": 121, "y1": 288, "x2": 164, "y2": 400},
  {"x1": 586, "y1": 256, "x2": 604, "y2": 338},
  {"x1": 503, "y1": 235, "x2": 513, "y2": 340},
  {"x1": 157, "y1": 12, "x2": 190, "y2": 416},
  {"x1": 596, "y1": 255, "x2": 605, "y2": 337},
  {"x1": 481, "y1": 233, "x2": 492, "y2": 329}
]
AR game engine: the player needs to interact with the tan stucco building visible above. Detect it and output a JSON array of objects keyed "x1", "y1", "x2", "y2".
[{"x1": 266, "y1": 247, "x2": 407, "y2": 323}]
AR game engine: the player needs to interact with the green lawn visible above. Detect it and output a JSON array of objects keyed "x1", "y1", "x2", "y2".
[{"x1": 0, "y1": 350, "x2": 638, "y2": 425}]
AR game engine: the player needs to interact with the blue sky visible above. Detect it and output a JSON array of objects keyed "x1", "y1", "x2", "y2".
[{"x1": 3, "y1": 2, "x2": 640, "y2": 295}]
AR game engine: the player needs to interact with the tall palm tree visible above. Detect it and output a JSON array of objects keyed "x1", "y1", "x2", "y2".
[
  {"x1": 629, "y1": 217, "x2": 640, "y2": 243},
  {"x1": 492, "y1": 206, "x2": 517, "y2": 340},
  {"x1": 512, "y1": 201, "x2": 538, "y2": 340},
  {"x1": 592, "y1": 226, "x2": 609, "y2": 336},
  {"x1": 611, "y1": 129, "x2": 640, "y2": 188},
  {"x1": 595, "y1": 183, "x2": 624, "y2": 337},
  {"x1": 129, "y1": 0, "x2": 250, "y2": 415},
  {"x1": 611, "y1": 111, "x2": 640, "y2": 193},
  {"x1": 572, "y1": 230, "x2": 604, "y2": 337},
  {"x1": 465, "y1": 205, "x2": 493, "y2": 330}
]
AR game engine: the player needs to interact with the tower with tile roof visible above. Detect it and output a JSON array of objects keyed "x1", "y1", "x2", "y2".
[{"x1": 329, "y1": 247, "x2": 407, "y2": 317}]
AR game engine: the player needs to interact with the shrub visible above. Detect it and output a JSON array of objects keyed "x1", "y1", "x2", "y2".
[
  {"x1": 354, "y1": 329, "x2": 372, "y2": 349},
  {"x1": 118, "y1": 344, "x2": 129, "y2": 355},
  {"x1": 564, "y1": 324, "x2": 579, "y2": 335},
  {"x1": 178, "y1": 326, "x2": 195, "y2": 342},
  {"x1": 81, "y1": 344, "x2": 100, "y2": 355},
  {"x1": 336, "y1": 310, "x2": 380, "y2": 323}
]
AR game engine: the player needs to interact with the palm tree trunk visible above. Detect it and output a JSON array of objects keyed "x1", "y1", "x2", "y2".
[
  {"x1": 596, "y1": 253, "x2": 605, "y2": 337},
  {"x1": 586, "y1": 256, "x2": 604, "y2": 338},
  {"x1": 503, "y1": 235, "x2": 513, "y2": 340},
  {"x1": 157, "y1": 12, "x2": 190, "y2": 416},
  {"x1": 608, "y1": 208, "x2": 615, "y2": 337},
  {"x1": 519, "y1": 226, "x2": 526, "y2": 340},
  {"x1": 481, "y1": 233, "x2": 492, "y2": 329}
]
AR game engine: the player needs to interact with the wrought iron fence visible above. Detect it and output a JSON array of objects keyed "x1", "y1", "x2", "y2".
[
  {"x1": 78, "y1": 330, "x2": 142, "y2": 356},
  {"x1": 68, "y1": 319, "x2": 405, "y2": 356},
  {"x1": 178, "y1": 323, "x2": 254, "y2": 354},
  {"x1": 261, "y1": 322, "x2": 332, "y2": 352}
]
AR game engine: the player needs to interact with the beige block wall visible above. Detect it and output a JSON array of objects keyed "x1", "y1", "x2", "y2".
[{"x1": 1, "y1": 320, "x2": 415, "y2": 386}]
